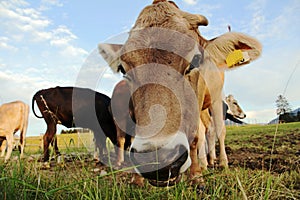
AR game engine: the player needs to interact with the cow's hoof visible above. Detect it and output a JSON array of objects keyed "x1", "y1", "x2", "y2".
[
  {"x1": 12, "y1": 156, "x2": 19, "y2": 161},
  {"x1": 196, "y1": 184, "x2": 206, "y2": 194},
  {"x1": 219, "y1": 160, "x2": 229, "y2": 169},
  {"x1": 41, "y1": 162, "x2": 51, "y2": 169},
  {"x1": 190, "y1": 175, "x2": 205, "y2": 193},
  {"x1": 116, "y1": 161, "x2": 123, "y2": 167},
  {"x1": 56, "y1": 155, "x2": 65, "y2": 168},
  {"x1": 130, "y1": 174, "x2": 145, "y2": 187},
  {"x1": 95, "y1": 161, "x2": 105, "y2": 167},
  {"x1": 37, "y1": 156, "x2": 47, "y2": 162}
]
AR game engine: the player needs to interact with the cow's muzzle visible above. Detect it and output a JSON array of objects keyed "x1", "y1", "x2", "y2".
[{"x1": 130, "y1": 144, "x2": 189, "y2": 187}]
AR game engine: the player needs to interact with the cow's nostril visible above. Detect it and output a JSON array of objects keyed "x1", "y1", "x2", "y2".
[{"x1": 130, "y1": 147, "x2": 137, "y2": 153}]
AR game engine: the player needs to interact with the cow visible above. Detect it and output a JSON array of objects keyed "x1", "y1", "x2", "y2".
[
  {"x1": 111, "y1": 80, "x2": 246, "y2": 168},
  {"x1": 110, "y1": 80, "x2": 134, "y2": 166},
  {"x1": 199, "y1": 95, "x2": 246, "y2": 169},
  {"x1": 32, "y1": 86, "x2": 117, "y2": 163},
  {"x1": 99, "y1": 0, "x2": 261, "y2": 187},
  {"x1": 225, "y1": 94, "x2": 246, "y2": 123},
  {"x1": 0, "y1": 101, "x2": 29, "y2": 162}
]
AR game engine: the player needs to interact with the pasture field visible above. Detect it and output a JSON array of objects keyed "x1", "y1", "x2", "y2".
[{"x1": 0, "y1": 123, "x2": 299, "y2": 200}]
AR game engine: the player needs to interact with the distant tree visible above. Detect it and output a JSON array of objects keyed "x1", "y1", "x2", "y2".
[{"x1": 275, "y1": 94, "x2": 292, "y2": 115}]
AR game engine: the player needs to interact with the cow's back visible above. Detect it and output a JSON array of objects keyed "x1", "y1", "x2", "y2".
[
  {"x1": 34, "y1": 86, "x2": 117, "y2": 144},
  {"x1": 0, "y1": 101, "x2": 28, "y2": 136},
  {"x1": 34, "y1": 87, "x2": 74, "y2": 127}
]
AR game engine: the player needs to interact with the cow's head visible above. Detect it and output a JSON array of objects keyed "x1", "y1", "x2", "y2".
[
  {"x1": 226, "y1": 95, "x2": 246, "y2": 119},
  {"x1": 99, "y1": 0, "x2": 261, "y2": 187}
]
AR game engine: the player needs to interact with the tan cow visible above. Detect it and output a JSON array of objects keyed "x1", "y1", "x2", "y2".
[
  {"x1": 99, "y1": 0, "x2": 261, "y2": 187},
  {"x1": 0, "y1": 101, "x2": 29, "y2": 162},
  {"x1": 199, "y1": 95, "x2": 246, "y2": 169}
]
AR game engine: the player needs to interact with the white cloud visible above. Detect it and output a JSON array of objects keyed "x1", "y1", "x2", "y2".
[
  {"x1": 0, "y1": 70, "x2": 51, "y2": 103},
  {"x1": 0, "y1": 69, "x2": 66, "y2": 136},
  {"x1": 0, "y1": 5, "x2": 51, "y2": 29},
  {"x1": 246, "y1": 108, "x2": 277, "y2": 124},
  {"x1": 246, "y1": 0, "x2": 300, "y2": 41},
  {"x1": 0, "y1": 0, "x2": 28, "y2": 9},
  {"x1": 50, "y1": 25, "x2": 78, "y2": 47},
  {"x1": 39, "y1": 0, "x2": 63, "y2": 11},
  {"x1": 0, "y1": 0, "x2": 88, "y2": 66},
  {"x1": 0, "y1": 37, "x2": 18, "y2": 51},
  {"x1": 0, "y1": 0, "x2": 52, "y2": 44},
  {"x1": 0, "y1": 0, "x2": 80, "y2": 47},
  {"x1": 60, "y1": 45, "x2": 88, "y2": 58},
  {"x1": 183, "y1": 0, "x2": 198, "y2": 6}
]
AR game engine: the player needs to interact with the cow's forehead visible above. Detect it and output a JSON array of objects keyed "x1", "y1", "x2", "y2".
[
  {"x1": 120, "y1": 28, "x2": 200, "y2": 67},
  {"x1": 120, "y1": 1, "x2": 204, "y2": 72},
  {"x1": 132, "y1": 1, "x2": 200, "y2": 37}
]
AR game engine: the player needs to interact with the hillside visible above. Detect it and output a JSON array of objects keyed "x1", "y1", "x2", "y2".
[{"x1": 269, "y1": 107, "x2": 300, "y2": 124}]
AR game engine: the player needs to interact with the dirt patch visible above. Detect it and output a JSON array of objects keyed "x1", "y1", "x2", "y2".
[
  {"x1": 25, "y1": 128, "x2": 299, "y2": 179},
  {"x1": 226, "y1": 131, "x2": 300, "y2": 173}
]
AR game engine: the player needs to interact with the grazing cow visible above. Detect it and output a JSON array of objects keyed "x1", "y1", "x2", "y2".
[
  {"x1": 0, "y1": 101, "x2": 29, "y2": 162},
  {"x1": 99, "y1": 0, "x2": 261, "y2": 187},
  {"x1": 32, "y1": 86, "x2": 117, "y2": 163}
]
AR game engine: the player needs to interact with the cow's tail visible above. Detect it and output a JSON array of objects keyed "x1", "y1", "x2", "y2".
[
  {"x1": 32, "y1": 92, "x2": 43, "y2": 119},
  {"x1": 19, "y1": 103, "x2": 29, "y2": 153}
]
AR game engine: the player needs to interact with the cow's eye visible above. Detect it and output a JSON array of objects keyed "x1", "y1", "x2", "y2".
[{"x1": 117, "y1": 65, "x2": 126, "y2": 75}]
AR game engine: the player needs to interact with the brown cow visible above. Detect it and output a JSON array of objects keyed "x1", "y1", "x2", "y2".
[
  {"x1": 0, "y1": 101, "x2": 29, "y2": 162},
  {"x1": 99, "y1": 0, "x2": 261, "y2": 187},
  {"x1": 32, "y1": 86, "x2": 117, "y2": 163}
]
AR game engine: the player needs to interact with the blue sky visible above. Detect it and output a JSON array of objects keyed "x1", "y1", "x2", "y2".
[{"x1": 0, "y1": 0, "x2": 299, "y2": 136}]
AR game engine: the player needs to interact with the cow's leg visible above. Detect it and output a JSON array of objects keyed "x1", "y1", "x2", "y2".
[
  {"x1": 93, "y1": 135, "x2": 105, "y2": 165},
  {"x1": 198, "y1": 120, "x2": 208, "y2": 170},
  {"x1": 93, "y1": 137, "x2": 103, "y2": 163},
  {"x1": 4, "y1": 134, "x2": 14, "y2": 162},
  {"x1": 0, "y1": 139, "x2": 6, "y2": 157},
  {"x1": 19, "y1": 133, "x2": 25, "y2": 158},
  {"x1": 51, "y1": 135, "x2": 60, "y2": 156},
  {"x1": 218, "y1": 125, "x2": 227, "y2": 168},
  {"x1": 206, "y1": 124, "x2": 216, "y2": 166},
  {"x1": 93, "y1": 137, "x2": 100, "y2": 163},
  {"x1": 211, "y1": 100, "x2": 228, "y2": 168},
  {"x1": 189, "y1": 135, "x2": 204, "y2": 187},
  {"x1": 43, "y1": 123, "x2": 57, "y2": 161},
  {"x1": 116, "y1": 120, "x2": 126, "y2": 166},
  {"x1": 19, "y1": 103, "x2": 29, "y2": 159}
]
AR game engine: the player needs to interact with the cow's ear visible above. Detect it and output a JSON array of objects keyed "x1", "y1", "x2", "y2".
[
  {"x1": 206, "y1": 32, "x2": 262, "y2": 69},
  {"x1": 98, "y1": 43, "x2": 123, "y2": 72}
]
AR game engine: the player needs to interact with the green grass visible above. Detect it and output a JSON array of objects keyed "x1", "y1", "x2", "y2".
[{"x1": 0, "y1": 123, "x2": 299, "y2": 199}]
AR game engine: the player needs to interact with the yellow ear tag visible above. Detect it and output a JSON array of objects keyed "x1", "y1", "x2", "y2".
[{"x1": 226, "y1": 49, "x2": 244, "y2": 68}]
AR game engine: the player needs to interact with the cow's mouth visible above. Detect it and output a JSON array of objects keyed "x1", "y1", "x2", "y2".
[
  {"x1": 148, "y1": 174, "x2": 182, "y2": 187},
  {"x1": 130, "y1": 144, "x2": 189, "y2": 187}
]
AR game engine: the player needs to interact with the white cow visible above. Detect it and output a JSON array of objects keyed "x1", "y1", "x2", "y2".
[
  {"x1": 199, "y1": 95, "x2": 246, "y2": 169},
  {"x1": 225, "y1": 94, "x2": 246, "y2": 121},
  {"x1": 0, "y1": 101, "x2": 29, "y2": 162}
]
